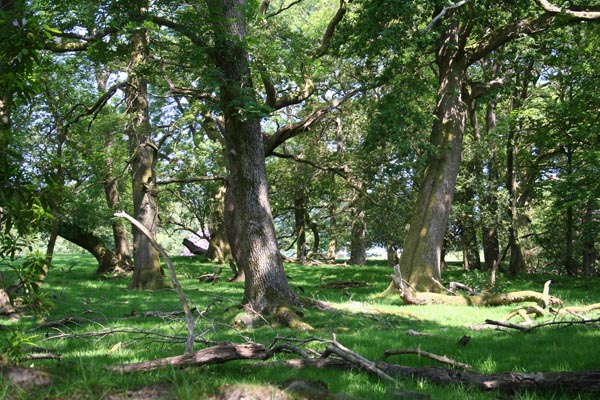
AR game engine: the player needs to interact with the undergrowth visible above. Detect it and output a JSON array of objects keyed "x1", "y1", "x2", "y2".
[{"x1": 1, "y1": 254, "x2": 599, "y2": 399}]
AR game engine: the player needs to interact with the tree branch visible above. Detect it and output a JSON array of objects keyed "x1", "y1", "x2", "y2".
[
  {"x1": 424, "y1": 0, "x2": 470, "y2": 31},
  {"x1": 156, "y1": 176, "x2": 227, "y2": 185},
  {"x1": 314, "y1": 0, "x2": 347, "y2": 58},
  {"x1": 535, "y1": 0, "x2": 600, "y2": 20},
  {"x1": 263, "y1": 89, "x2": 359, "y2": 155},
  {"x1": 113, "y1": 211, "x2": 196, "y2": 356}
]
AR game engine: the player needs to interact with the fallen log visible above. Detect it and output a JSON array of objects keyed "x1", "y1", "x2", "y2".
[
  {"x1": 400, "y1": 289, "x2": 563, "y2": 307},
  {"x1": 377, "y1": 363, "x2": 600, "y2": 394},
  {"x1": 108, "y1": 343, "x2": 268, "y2": 373},
  {"x1": 400, "y1": 279, "x2": 562, "y2": 308},
  {"x1": 267, "y1": 357, "x2": 600, "y2": 394}
]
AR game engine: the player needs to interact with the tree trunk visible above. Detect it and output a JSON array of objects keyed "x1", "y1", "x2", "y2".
[
  {"x1": 398, "y1": 16, "x2": 467, "y2": 291},
  {"x1": 208, "y1": 0, "x2": 300, "y2": 314},
  {"x1": 482, "y1": 103, "x2": 500, "y2": 272},
  {"x1": 582, "y1": 203, "x2": 596, "y2": 277},
  {"x1": 206, "y1": 185, "x2": 233, "y2": 264},
  {"x1": 506, "y1": 125, "x2": 526, "y2": 276},
  {"x1": 325, "y1": 202, "x2": 337, "y2": 262},
  {"x1": 58, "y1": 222, "x2": 118, "y2": 273},
  {"x1": 126, "y1": 9, "x2": 165, "y2": 289},
  {"x1": 95, "y1": 65, "x2": 133, "y2": 272},
  {"x1": 294, "y1": 195, "x2": 307, "y2": 264},
  {"x1": 348, "y1": 205, "x2": 366, "y2": 265},
  {"x1": 564, "y1": 145, "x2": 576, "y2": 275},
  {"x1": 104, "y1": 176, "x2": 133, "y2": 271}
]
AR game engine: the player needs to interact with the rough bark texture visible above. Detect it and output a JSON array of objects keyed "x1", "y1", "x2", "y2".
[
  {"x1": 57, "y1": 222, "x2": 118, "y2": 274},
  {"x1": 208, "y1": 0, "x2": 300, "y2": 313},
  {"x1": 104, "y1": 177, "x2": 132, "y2": 271},
  {"x1": 348, "y1": 205, "x2": 366, "y2": 266},
  {"x1": 126, "y1": 8, "x2": 165, "y2": 289},
  {"x1": 109, "y1": 343, "x2": 268, "y2": 373},
  {"x1": 206, "y1": 185, "x2": 233, "y2": 264},
  {"x1": 399, "y1": 15, "x2": 466, "y2": 291}
]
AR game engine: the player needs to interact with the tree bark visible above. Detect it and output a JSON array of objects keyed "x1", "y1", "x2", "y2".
[
  {"x1": 126, "y1": 8, "x2": 165, "y2": 290},
  {"x1": 399, "y1": 15, "x2": 467, "y2": 291},
  {"x1": 207, "y1": 0, "x2": 300, "y2": 314},
  {"x1": 294, "y1": 195, "x2": 307, "y2": 264},
  {"x1": 348, "y1": 204, "x2": 366, "y2": 266},
  {"x1": 206, "y1": 185, "x2": 233, "y2": 264}
]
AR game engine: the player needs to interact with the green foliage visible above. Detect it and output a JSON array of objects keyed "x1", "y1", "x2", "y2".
[{"x1": 0, "y1": 329, "x2": 39, "y2": 364}]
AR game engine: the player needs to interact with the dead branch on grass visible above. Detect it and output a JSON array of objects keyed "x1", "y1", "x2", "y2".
[{"x1": 384, "y1": 348, "x2": 472, "y2": 370}]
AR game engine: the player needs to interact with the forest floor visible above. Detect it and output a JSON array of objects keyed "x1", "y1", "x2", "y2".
[{"x1": 1, "y1": 254, "x2": 600, "y2": 399}]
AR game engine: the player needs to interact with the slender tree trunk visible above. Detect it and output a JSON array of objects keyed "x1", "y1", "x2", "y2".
[
  {"x1": 96, "y1": 67, "x2": 133, "y2": 272},
  {"x1": 294, "y1": 195, "x2": 307, "y2": 264},
  {"x1": 208, "y1": 0, "x2": 300, "y2": 313},
  {"x1": 505, "y1": 125, "x2": 525, "y2": 275},
  {"x1": 582, "y1": 203, "x2": 596, "y2": 277},
  {"x1": 564, "y1": 145, "x2": 576, "y2": 275},
  {"x1": 104, "y1": 176, "x2": 133, "y2": 271},
  {"x1": 399, "y1": 16, "x2": 467, "y2": 291},
  {"x1": 325, "y1": 202, "x2": 337, "y2": 262},
  {"x1": 126, "y1": 8, "x2": 165, "y2": 289},
  {"x1": 224, "y1": 183, "x2": 244, "y2": 282},
  {"x1": 482, "y1": 102, "x2": 500, "y2": 272}
]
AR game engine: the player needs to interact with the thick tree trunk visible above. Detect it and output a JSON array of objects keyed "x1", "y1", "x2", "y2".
[
  {"x1": 206, "y1": 185, "x2": 233, "y2": 264},
  {"x1": 57, "y1": 222, "x2": 118, "y2": 274},
  {"x1": 208, "y1": 0, "x2": 300, "y2": 313},
  {"x1": 399, "y1": 17, "x2": 466, "y2": 291},
  {"x1": 126, "y1": 12, "x2": 165, "y2": 289},
  {"x1": 348, "y1": 205, "x2": 366, "y2": 265}
]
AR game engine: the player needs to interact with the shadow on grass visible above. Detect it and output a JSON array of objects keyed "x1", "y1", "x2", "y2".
[{"x1": 4, "y1": 254, "x2": 600, "y2": 399}]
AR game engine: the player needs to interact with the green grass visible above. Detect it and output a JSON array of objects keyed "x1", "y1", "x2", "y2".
[{"x1": 2, "y1": 254, "x2": 600, "y2": 399}]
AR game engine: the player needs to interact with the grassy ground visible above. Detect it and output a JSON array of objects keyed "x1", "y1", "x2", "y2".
[{"x1": 2, "y1": 254, "x2": 600, "y2": 399}]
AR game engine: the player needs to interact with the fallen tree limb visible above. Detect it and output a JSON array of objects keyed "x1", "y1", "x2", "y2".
[
  {"x1": 485, "y1": 317, "x2": 600, "y2": 332},
  {"x1": 384, "y1": 349, "x2": 472, "y2": 370},
  {"x1": 400, "y1": 280, "x2": 562, "y2": 307},
  {"x1": 376, "y1": 362, "x2": 600, "y2": 393},
  {"x1": 108, "y1": 343, "x2": 268, "y2": 373},
  {"x1": 262, "y1": 357, "x2": 600, "y2": 393}
]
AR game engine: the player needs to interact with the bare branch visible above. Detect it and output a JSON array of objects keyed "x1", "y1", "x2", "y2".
[
  {"x1": 266, "y1": 0, "x2": 304, "y2": 19},
  {"x1": 385, "y1": 348, "x2": 472, "y2": 370},
  {"x1": 535, "y1": 0, "x2": 600, "y2": 20},
  {"x1": 113, "y1": 211, "x2": 196, "y2": 356},
  {"x1": 156, "y1": 176, "x2": 227, "y2": 185},
  {"x1": 424, "y1": 0, "x2": 470, "y2": 31}
]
